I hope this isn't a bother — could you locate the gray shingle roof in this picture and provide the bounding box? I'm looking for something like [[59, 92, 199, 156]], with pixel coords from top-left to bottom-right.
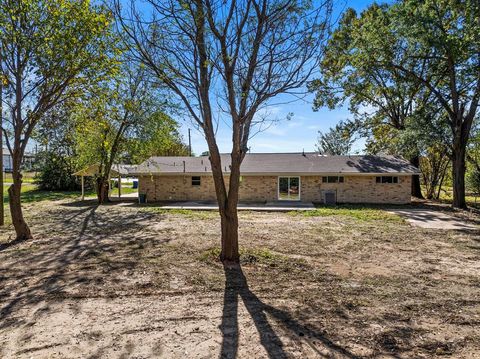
[[131, 153, 419, 175]]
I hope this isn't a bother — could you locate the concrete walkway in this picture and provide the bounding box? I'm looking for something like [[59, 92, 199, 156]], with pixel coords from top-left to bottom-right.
[[158, 201, 315, 212], [388, 208, 479, 230]]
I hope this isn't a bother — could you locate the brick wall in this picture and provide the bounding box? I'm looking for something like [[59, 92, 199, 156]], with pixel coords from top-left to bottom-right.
[[139, 174, 411, 204], [308, 175, 411, 204]]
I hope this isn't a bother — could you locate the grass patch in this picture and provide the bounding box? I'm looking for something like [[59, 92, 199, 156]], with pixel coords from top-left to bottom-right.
[[109, 187, 138, 196], [289, 204, 404, 223], [140, 207, 217, 219], [2, 184, 95, 204]]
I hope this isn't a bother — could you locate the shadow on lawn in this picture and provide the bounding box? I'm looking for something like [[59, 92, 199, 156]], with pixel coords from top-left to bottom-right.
[[0, 203, 167, 331], [220, 265, 358, 359]]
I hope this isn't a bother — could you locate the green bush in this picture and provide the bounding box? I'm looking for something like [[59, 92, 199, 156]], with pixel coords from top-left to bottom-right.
[[467, 167, 480, 195], [35, 152, 81, 191]]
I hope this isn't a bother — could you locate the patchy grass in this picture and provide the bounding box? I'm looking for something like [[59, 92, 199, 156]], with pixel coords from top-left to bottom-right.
[[109, 186, 138, 197], [289, 204, 404, 223], [199, 246, 307, 269], [0, 199, 478, 358], [138, 206, 217, 219], [437, 187, 480, 209], [2, 184, 95, 204]]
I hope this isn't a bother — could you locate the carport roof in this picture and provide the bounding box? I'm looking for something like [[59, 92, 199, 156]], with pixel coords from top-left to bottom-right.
[[73, 164, 137, 177], [131, 153, 419, 175]]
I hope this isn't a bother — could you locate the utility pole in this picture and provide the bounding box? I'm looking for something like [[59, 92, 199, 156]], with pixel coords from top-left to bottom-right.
[[188, 128, 192, 156], [0, 43, 4, 226]]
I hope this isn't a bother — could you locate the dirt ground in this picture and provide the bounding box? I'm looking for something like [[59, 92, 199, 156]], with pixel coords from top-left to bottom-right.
[[0, 200, 479, 358]]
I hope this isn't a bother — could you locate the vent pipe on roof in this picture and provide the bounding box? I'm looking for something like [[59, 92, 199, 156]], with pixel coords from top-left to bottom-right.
[[302, 149, 306, 157], [183, 161, 185, 173]]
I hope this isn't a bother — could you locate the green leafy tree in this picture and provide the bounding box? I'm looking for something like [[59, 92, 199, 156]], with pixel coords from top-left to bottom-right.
[[309, 4, 435, 198], [33, 99, 83, 190], [381, 0, 480, 208], [467, 167, 480, 197], [0, 0, 115, 240], [75, 65, 165, 203], [316, 121, 354, 155], [125, 112, 189, 163]]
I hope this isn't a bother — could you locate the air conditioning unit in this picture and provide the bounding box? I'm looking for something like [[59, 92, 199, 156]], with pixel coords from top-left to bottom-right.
[[322, 190, 336, 205]]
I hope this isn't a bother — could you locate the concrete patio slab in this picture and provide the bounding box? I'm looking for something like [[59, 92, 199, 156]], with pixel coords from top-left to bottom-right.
[[387, 208, 479, 230], [158, 201, 315, 212]]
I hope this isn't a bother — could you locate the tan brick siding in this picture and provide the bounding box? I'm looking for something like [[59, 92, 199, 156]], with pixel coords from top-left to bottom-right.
[[312, 175, 411, 204], [139, 174, 411, 204], [239, 176, 277, 202]]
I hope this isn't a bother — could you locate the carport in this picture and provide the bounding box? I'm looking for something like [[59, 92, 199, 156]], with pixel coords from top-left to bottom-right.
[[73, 164, 131, 200]]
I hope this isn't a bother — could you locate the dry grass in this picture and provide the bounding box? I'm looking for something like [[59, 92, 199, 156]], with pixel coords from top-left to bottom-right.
[[0, 199, 479, 358]]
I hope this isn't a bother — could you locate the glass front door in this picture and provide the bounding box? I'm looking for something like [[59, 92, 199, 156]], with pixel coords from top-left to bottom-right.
[[278, 177, 300, 201]]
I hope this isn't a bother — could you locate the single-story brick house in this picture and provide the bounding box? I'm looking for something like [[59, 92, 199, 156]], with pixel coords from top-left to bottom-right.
[[131, 153, 419, 204]]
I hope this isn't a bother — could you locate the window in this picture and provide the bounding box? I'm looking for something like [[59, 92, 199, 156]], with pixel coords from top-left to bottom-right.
[[322, 176, 344, 183], [192, 176, 201, 186], [376, 176, 399, 184]]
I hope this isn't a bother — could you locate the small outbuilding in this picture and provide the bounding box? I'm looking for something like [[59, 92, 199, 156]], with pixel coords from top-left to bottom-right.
[[130, 153, 419, 205], [73, 164, 135, 200]]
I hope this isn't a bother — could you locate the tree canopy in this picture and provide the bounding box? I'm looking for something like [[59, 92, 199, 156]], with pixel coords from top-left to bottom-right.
[[310, 0, 480, 207]]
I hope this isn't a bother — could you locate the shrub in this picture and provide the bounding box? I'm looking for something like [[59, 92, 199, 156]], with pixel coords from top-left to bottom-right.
[[467, 167, 480, 195], [35, 152, 81, 191]]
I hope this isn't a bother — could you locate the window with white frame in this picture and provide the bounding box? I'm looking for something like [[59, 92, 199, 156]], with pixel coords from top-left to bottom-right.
[[322, 176, 344, 183], [376, 176, 399, 184]]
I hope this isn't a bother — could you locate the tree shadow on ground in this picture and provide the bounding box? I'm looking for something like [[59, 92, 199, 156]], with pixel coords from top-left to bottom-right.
[[220, 264, 359, 359], [0, 203, 169, 331]]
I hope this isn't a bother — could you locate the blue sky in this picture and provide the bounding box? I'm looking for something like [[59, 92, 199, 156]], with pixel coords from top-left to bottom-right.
[[179, 0, 378, 155]]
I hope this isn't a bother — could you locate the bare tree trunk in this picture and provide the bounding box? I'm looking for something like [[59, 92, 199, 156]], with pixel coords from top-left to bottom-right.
[[220, 201, 240, 264], [8, 158, 32, 240], [410, 155, 424, 199], [96, 177, 110, 204], [452, 144, 467, 209]]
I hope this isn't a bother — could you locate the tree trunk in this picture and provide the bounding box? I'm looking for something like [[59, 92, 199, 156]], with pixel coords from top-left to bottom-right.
[[409, 155, 424, 199], [8, 167, 32, 241], [96, 177, 110, 204], [452, 145, 467, 209], [206, 145, 241, 264], [219, 202, 240, 264]]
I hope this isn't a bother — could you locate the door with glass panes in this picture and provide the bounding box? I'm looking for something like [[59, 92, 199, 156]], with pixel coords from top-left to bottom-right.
[[278, 177, 300, 200]]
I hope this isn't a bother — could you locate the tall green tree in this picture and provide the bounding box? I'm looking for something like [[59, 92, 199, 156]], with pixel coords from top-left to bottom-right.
[[33, 99, 82, 191], [0, 0, 115, 240], [75, 65, 168, 203], [309, 5, 432, 198], [316, 121, 354, 155], [125, 112, 189, 163], [382, 0, 480, 208]]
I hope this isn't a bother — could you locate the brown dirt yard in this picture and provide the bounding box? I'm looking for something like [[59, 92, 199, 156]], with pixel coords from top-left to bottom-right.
[[0, 199, 479, 358]]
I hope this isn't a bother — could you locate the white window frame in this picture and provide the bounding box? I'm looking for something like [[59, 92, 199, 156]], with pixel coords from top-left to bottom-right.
[[322, 176, 345, 183], [277, 176, 301, 201], [376, 176, 399, 184]]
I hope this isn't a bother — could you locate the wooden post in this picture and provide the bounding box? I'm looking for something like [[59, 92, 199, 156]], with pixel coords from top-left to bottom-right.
[[81, 175, 84, 201], [118, 173, 121, 198]]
